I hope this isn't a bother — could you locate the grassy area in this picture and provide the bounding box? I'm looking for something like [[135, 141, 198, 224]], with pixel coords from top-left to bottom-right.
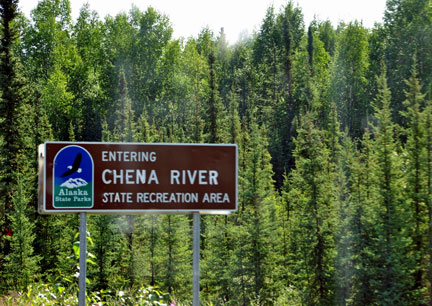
[[0, 284, 173, 306]]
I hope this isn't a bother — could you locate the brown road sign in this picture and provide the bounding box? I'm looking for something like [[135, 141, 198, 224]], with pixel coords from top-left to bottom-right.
[[39, 142, 238, 214]]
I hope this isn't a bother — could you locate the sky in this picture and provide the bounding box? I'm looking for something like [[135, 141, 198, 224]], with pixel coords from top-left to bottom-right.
[[18, 0, 387, 44]]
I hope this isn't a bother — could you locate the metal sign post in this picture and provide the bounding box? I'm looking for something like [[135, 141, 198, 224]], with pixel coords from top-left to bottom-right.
[[79, 212, 87, 306], [193, 213, 200, 306]]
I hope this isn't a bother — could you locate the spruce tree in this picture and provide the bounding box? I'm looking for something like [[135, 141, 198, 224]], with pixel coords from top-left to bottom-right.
[[202, 213, 236, 304], [205, 48, 224, 144], [268, 2, 305, 188], [146, 214, 191, 299], [0, 0, 38, 290], [288, 112, 336, 305], [4, 173, 40, 290], [423, 100, 432, 305], [200, 87, 241, 304], [233, 119, 279, 304], [227, 87, 242, 145], [348, 130, 377, 305], [369, 68, 413, 305], [133, 214, 162, 287], [401, 62, 427, 301], [135, 110, 156, 143], [334, 132, 353, 305], [307, 24, 314, 71], [87, 214, 121, 290], [279, 174, 296, 292], [384, 0, 432, 124], [32, 94, 53, 278], [112, 66, 136, 142]]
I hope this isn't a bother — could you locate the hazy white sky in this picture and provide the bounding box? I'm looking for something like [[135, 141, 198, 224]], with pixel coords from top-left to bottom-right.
[[18, 0, 387, 44]]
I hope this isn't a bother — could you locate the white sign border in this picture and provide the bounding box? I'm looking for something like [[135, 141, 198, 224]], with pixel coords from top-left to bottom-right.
[[39, 141, 238, 215]]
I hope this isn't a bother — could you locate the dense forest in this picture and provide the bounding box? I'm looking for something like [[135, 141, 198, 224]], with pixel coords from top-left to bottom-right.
[[1, 0, 432, 304]]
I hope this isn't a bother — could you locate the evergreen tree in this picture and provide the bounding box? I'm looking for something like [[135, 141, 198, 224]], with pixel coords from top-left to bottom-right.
[[307, 24, 314, 71], [159, 215, 191, 298], [112, 66, 136, 142], [214, 27, 232, 107], [369, 68, 413, 305], [252, 5, 282, 118], [279, 174, 295, 290], [135, 110, 156, 143], [366, 24, 386, 111], [202, 212, 237, 304], [288, 112, 336, 305], [384, 0, 432, 123], [270, 2, 305, 187], [334, 132, 353, 305], [235, 119, 279, 304], [4, 173, 39, 290], [201, 87, 241, 304], [141, 215, 162, 286], [0, 0, 36, 289], [423, 100, 432, 305], [88, 214, 121, 290], [401, 62, 427, 301], [347, 130, 377, 305], [227, 87, 242, 145], [204, 47, 224, 144], [229, 42, 258, 120], [316, 20, 336, 57]]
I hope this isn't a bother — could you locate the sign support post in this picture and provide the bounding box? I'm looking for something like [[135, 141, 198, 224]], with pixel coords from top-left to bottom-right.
[[193, 212, 200, 306], [79, 212, 87, 306]]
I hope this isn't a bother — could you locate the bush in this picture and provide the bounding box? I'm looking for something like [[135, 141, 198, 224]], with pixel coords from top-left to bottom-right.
[[0, 283, 171, 306]]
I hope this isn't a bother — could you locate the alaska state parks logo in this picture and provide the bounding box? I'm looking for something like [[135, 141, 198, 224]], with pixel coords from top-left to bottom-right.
[[53, 145, 94, 208]]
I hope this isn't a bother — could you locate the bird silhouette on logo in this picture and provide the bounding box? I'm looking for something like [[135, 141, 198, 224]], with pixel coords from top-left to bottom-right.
[[61, 153, 82, 177]]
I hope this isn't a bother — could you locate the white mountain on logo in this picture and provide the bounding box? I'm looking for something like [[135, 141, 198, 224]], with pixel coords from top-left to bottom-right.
[[60, 178, 88, 188]]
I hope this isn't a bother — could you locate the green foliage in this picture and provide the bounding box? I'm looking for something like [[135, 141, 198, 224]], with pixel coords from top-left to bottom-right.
[[342, 130, 377, 305], [423, 100, 432, 303], [330, 21, 369, 139], [0, 283, 170, 305], [1, 0, 432, 304], [88, 215, 122, 290], [401, 62, 428, 303], [41, 64, 76, 139], [159, 215, 192, 297], [287, 113, 336, 305], [3, 174, 40, 290], [384, 0, 432, 122], [204, 48, 225, 143], [0, 0, 37, 291], [369, 68, 414, 305]]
